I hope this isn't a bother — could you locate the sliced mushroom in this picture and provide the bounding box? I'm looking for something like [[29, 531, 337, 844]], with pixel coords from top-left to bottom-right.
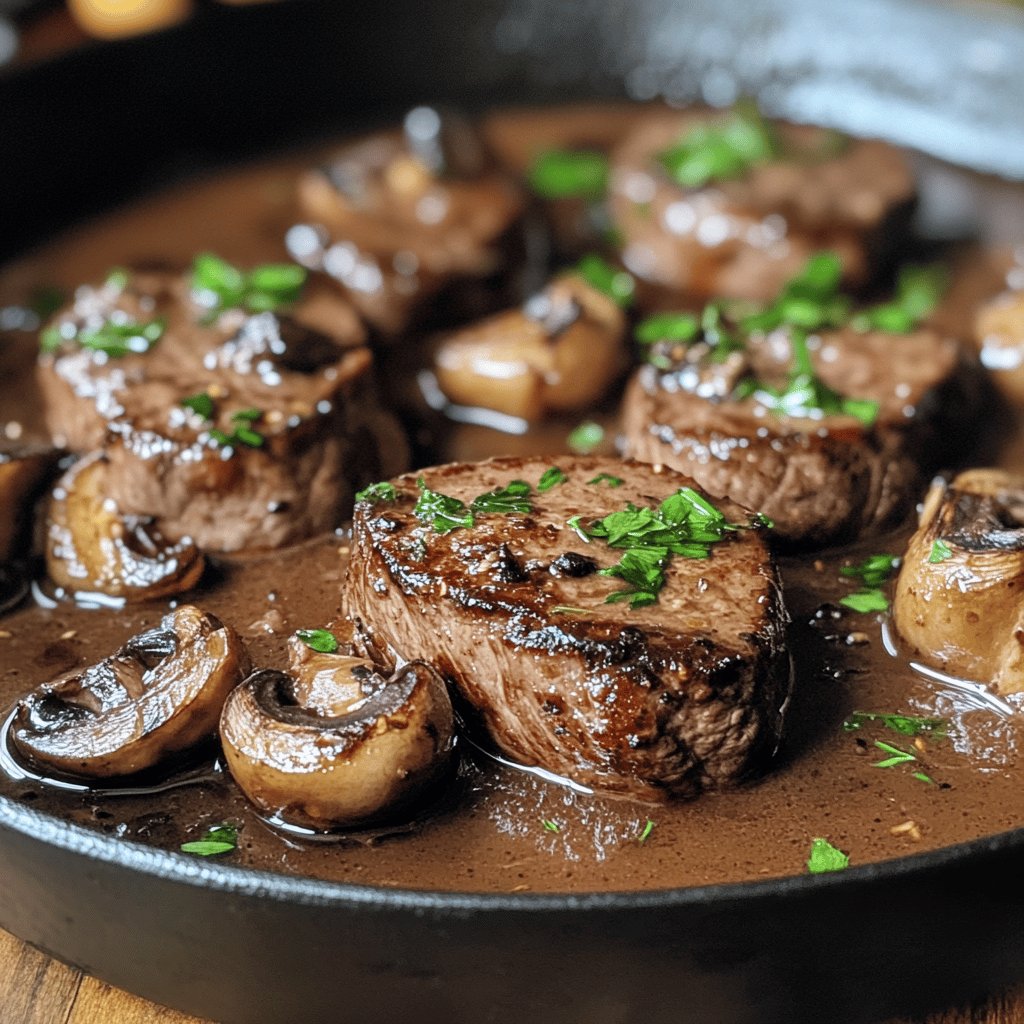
[[893, 469, 1024, 693], [431, 271, 628, 421], [47, 452, 204, 601], [220, 630, 455, 830], [12, 605, 250, 778]]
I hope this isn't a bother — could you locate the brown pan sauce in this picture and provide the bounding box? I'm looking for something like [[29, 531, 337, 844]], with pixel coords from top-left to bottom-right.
[[0, 105, 1023, 894]]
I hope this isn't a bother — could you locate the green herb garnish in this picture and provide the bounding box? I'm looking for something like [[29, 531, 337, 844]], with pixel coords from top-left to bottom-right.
[[414, 478, 475, 534], [844, 711, 947, 738], [839, 588, 889, 614], [527, 149, 609, 200], [576, 254, 635, 308], [180, 392, 215, 421], [355, 482, 397, 504], [637, 819, 655, 844], [750, 332, 879, 427], [588, 473, 623, 487], [657, 105, 779, 189], [181, 823, 239, 857], [852, 264, 947, 334], [567, 420, 604, 454], [840, 553, 899, 588], [806, 837, 849, 874], [537, 467, 568, 493], [541, 819, 561, 833], [635, 312, 700, 346], [191, 253, 307, 318], [43, 316, 166, 358], [929, 539, 953, 564], [296, 628, 339, 654], [470, 479, 533, 515], [740, 252, 849, 335], [209, 408, 266, 450], [571, 487, 765, 607], [872, 740, 918, 768]]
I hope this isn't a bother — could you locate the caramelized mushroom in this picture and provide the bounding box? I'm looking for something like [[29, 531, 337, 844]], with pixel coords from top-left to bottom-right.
[[975, 289, 1024, 404], [220, 631, 455, 829], [431, 271, 628, 421], [0, 445, 58, 563], [46, 453, 204, 601], [893, 469, 1024, 693], [12, 605, 250, 778]]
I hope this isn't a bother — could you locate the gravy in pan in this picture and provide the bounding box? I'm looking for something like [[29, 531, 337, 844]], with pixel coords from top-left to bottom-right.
[[1, 106, 1023, 894]]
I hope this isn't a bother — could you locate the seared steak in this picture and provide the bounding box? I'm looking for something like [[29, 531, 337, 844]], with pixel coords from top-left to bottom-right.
[[341, 455, 790, 801], [37, 267, 407, 552], [286, 109, 526, 338], [622, 324, 977, 546], [608, 109, 914, 301]]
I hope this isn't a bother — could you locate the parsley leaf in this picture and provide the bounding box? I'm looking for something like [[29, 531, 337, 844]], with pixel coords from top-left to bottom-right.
[[657, 105, 779, 188], [635, 312, 700, 346], [588, 473, 623, 488], [872, 740, 917, 768], [567, 420, 604, 454], [806, 837, 849, 874], [541, 819, 561, 833], [44, 316, 165, 358], [840, 553, 899, 588], [470, 479, 533, 515], [208, 408, 266, 450], [576, 254, 635, 308], [181, 823, 239, 857], [414, 478, 475, 534], [296, 628, 339, 654], [852, 264, 947, 334], [839, 589, 889, 614], [355, 482, 397, 503], [537, 467, 568, 493], [191, 253, 306, 317], [573, 487, 765, 607], [740, 252, 849, 335], [180, 392, 214, 421], [844, 711, 947, 738], [637, 819, 655, 843], [929, 539, 953, 563], [527, 149, 609, 200]]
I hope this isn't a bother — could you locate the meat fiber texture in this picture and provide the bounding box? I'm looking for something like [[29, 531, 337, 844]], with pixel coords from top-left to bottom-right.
[[622, 325, 979, 546], [37, 270, 407, 552], [342, 455, 791, 801]]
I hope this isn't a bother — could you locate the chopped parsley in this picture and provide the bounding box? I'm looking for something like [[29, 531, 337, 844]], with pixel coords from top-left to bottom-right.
[[840, 553, 899, 588], [355, 481, 397, 503], [541, 819, 561, 833], [181, 823, 238, 857], [750, 332, 879, 427], [576, 254, 635, 308], [209, 407, 265, 450], [180, 392, 215, 421], [637, 819, 655, 844], [657, 104, 779, 189], [537, 467, 568, 493], [191, 253, 307, 318], [567, 420, 604, 454], [852, 264, 947, 334], [872, 740, 917, 768], [740, 252, 849, 335], [844, 711, 947, 738], [588, 473, 623, 488], [296, 629, 339, 654], [929, 538, 953, 564], [838, 588, 889, 614], [527, 149, 609, 200], [42, 316, 165, 358], [414, 478, 475, 534], [569, 487, 767, 607], [470, 479, 533, 515], [635, 311, 700, 346], [806, 837, 849, 874]]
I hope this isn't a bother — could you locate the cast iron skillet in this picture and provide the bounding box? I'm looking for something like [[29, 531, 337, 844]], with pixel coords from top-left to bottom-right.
[[2, 2, 1024, 1021]]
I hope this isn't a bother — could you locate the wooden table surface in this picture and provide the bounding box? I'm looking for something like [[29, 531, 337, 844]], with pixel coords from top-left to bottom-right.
[[1, 925, 1022, 1024]]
